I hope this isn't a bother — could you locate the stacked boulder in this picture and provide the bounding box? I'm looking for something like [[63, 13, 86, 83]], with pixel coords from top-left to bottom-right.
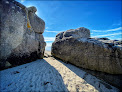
[[0, 0, 46, 69]]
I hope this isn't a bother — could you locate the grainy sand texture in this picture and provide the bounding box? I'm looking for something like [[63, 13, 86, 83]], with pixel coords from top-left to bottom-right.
[[0, 51, 119, 92]]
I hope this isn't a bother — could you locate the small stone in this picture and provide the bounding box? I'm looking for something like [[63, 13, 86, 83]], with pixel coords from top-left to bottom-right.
[[5, 61, 11, 68], [13, 71, 20, 74]]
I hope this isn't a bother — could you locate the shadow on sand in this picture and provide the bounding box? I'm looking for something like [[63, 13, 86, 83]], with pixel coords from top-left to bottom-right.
[[52, 57, 120, 91], [0, 59, 68, 92]]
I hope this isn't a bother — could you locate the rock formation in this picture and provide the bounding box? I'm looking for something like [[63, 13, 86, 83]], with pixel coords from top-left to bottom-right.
[[0, 0, 46, 69], [51, 27, 122, 74], [51, 27, 122, 88]]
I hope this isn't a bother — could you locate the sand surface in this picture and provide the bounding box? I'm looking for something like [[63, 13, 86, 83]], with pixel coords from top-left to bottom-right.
[[0, 51, 119, 92]]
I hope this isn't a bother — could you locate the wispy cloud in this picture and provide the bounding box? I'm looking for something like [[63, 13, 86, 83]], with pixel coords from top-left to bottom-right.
[[21, 0, 25, 3], [93, 32, 121, 38], [45, 27, 49, 30], [45, 30, 63, 33], [45, 37, 55, 42], [112, 22, 121, 26], [92, 27, 122, 32]]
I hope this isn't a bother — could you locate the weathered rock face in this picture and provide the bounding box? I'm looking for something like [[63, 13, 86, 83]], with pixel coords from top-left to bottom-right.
[[56, 27, 90, 41], [0, 0, 46, 69], [51, 27, 122, 74], [28, 7, 45, 34]]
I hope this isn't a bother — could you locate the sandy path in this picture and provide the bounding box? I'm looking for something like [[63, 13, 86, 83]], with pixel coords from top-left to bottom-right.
[[0, 56, 119, 92], [44, 57, 118, 92]]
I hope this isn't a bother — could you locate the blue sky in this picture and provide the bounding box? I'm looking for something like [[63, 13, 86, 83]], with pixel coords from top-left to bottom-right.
[[17, 0, 122, 50]]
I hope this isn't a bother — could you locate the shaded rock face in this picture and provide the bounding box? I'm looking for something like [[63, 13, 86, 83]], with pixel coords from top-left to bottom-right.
[[51, 27, 122, 74], [0, 0, 46, 69]]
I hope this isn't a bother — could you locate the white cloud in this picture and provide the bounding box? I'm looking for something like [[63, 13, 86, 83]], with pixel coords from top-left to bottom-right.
[[45, 30, 63, 33], [105, 27, 122, 32], [93, 32, 121, 38], [112, 22, 121, 26], [21, 0, 25, 3], [46, 43, 52, 47], [45, 37, 55, 42], [45, 43, 52, 51], [45, 27, 49, 30], [35, 11, 38, 16], [92, 27, 122, 32]]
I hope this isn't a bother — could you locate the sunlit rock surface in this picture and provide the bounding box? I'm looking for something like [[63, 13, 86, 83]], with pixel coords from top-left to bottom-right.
[[52, 27, 122, 74], [51, 27, 122, 88], [0, 0, 46, 69]]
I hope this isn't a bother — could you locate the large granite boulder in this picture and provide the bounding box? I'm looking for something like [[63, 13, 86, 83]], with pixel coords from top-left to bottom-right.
[[51, 27, 122, 88], [0, 0, 46, 69], [56, 27, 90, 41], [51, 27, 122, 74]]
